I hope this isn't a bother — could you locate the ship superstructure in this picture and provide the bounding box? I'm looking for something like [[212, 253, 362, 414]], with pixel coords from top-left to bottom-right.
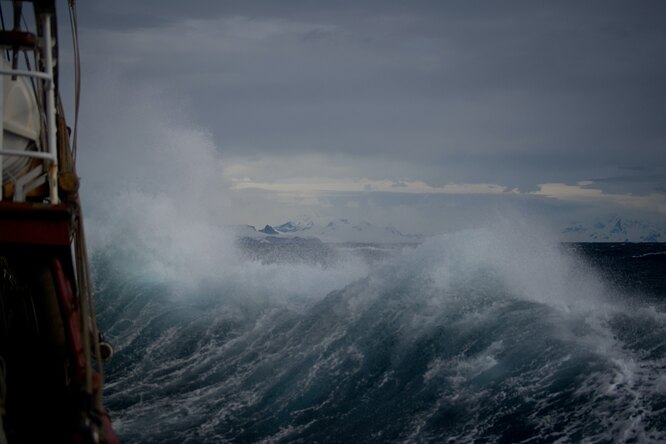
[[0, 1, 117, 442]]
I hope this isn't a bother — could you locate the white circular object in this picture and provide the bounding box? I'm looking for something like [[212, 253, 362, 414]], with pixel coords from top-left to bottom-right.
[[2, 59, 42, 183]]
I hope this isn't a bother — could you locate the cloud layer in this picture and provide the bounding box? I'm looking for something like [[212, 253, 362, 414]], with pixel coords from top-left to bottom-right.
[[68, 1, 666, 232]]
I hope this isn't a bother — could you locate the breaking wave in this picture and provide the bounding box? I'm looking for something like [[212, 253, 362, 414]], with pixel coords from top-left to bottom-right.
[[79, 77, 665, 443], [92, 224, 666, 443]]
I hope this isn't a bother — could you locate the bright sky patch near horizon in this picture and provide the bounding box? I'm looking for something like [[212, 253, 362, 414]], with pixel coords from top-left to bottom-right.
[[65, 1, 666, 235]]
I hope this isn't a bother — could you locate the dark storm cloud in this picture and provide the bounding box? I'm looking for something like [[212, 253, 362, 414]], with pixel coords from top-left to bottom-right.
[[75, 1, 666, 196], [590, 169, 666, 194]]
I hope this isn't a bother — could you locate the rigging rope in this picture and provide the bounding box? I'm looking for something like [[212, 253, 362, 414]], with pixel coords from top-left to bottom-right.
[[68, 0, 81, 161], [66, 0, 107, 423], [76, 211, 106, 414]]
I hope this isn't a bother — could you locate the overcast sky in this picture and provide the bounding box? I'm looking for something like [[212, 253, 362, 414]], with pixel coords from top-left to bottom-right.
[[68, 1, 666, 234]]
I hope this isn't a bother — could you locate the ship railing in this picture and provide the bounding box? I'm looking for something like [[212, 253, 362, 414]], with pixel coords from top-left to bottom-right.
[[0, 13, 58, 204]]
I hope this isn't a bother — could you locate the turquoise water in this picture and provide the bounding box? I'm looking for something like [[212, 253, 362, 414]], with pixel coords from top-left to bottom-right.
[[94, 233, 666, 443]]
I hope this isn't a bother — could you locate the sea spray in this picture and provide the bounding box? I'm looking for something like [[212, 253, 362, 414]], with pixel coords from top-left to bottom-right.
[[91, 222, 666, 442], [76, 76, 664, 443]]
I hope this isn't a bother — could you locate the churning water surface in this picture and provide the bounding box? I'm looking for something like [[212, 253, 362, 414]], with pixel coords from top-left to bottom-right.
[[91, 223, 666, 443]]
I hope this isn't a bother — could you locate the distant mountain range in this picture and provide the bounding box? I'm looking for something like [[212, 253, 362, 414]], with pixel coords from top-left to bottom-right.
[[232, 216, 665, 244], [238, 218, 424, 244], [561, 217, 664, 242]]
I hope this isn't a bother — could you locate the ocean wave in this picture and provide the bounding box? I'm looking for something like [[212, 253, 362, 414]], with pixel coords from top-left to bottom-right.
[[92, 226, 666, 442]]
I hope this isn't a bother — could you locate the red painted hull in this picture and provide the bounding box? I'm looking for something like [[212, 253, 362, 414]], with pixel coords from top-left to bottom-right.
[[0, 202, 119, 443]]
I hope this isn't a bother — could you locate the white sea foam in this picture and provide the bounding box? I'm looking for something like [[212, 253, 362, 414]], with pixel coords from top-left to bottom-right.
[[80, 77, 369, 304], [78, 73, 665, 444]]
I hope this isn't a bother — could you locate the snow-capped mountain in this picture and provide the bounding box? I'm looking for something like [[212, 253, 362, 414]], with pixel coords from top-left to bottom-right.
[[561, 217, 665, 242], [306, 219, 423, 243], [259, 225, 279, 235], [274, 220, 314, 233], [243, 218, 423, 244]]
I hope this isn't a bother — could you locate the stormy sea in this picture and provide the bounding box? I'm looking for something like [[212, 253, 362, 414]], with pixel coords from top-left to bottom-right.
[[90, 223, 666, 443]]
